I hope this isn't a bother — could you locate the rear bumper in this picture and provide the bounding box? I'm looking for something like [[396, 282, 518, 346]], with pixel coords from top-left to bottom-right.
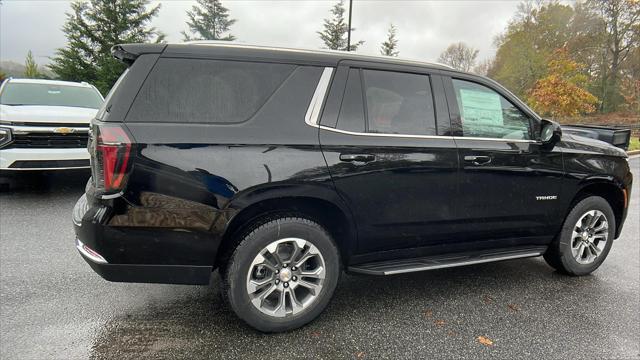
[[76, 241, 212, 285], [0, 147, 89, 170], [72, 193, 217, 285]]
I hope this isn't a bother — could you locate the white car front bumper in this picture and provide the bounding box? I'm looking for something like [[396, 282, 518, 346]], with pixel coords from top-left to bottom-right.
[[0, 147, 90, 170]]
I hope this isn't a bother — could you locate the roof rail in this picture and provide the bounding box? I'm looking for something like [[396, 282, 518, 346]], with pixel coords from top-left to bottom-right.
[[433, 62, 455, 70], [180, 41, 455, 71]]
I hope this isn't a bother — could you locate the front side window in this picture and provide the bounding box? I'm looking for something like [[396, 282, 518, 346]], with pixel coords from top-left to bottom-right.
[[362, 70, 436, 135], [452, 79, 531, 140], [0, 82, 103, 109]]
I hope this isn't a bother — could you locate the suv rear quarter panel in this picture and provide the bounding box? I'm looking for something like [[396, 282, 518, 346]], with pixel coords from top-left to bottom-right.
[[101, 63, 348, 267]]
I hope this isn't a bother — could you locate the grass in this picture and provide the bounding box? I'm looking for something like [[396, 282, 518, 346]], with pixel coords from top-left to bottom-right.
[[629, 137, 640, 152]]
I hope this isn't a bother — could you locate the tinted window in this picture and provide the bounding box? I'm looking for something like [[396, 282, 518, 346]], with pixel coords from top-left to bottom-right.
[[452, 79, 531, 140], [336, 69, 365, 132], [127, 58, 295, 123], [0, 82, 103, 109], [96, 69, 129, 120], [363, 70, 436, 135]]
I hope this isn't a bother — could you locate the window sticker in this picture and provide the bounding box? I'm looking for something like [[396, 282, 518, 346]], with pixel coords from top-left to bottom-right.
[[459, 89, 503, 126]]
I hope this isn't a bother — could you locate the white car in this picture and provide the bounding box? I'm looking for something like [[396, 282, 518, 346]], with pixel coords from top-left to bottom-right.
[[0, 78, 103, 171]]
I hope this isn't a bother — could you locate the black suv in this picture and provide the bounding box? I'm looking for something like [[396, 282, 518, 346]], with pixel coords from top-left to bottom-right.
[[73, 42, 632, 332]]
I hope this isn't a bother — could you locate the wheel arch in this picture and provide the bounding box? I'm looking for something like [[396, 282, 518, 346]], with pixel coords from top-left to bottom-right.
[[215, 184, 357, 270], [567, 179, 627, 239]]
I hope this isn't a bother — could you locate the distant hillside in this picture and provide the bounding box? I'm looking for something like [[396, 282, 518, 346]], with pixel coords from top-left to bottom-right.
[[0, 60, 56, 78]]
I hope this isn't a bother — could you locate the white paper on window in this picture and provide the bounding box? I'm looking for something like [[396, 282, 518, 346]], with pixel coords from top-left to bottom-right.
[[459, 89, 503, 126]]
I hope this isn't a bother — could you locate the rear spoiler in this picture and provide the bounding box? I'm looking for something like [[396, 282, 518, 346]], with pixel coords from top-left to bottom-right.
[[111, 43, 167, 66]]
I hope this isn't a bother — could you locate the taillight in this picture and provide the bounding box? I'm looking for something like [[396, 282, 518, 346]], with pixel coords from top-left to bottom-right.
[[92, 123, 133, 194]]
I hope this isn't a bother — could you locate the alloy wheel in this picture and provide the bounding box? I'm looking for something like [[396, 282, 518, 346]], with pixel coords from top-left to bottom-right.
[[570, 210, 609, 265], [246, 238, 326, 317]]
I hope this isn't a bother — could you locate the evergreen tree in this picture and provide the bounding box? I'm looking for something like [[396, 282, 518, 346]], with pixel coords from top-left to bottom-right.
[[182, 0, 236, 41], [380, 23, 399, 56], [24, 50, 41, 78], [49, 0, 163, 94], [317, 0, 364, 51]]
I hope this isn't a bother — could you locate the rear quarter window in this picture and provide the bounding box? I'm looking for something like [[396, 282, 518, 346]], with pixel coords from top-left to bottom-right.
[[126, 58, 295, 124]]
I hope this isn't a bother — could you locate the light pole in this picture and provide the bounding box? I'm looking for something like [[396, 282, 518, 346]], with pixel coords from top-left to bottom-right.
[[347, 0, 353, 51]]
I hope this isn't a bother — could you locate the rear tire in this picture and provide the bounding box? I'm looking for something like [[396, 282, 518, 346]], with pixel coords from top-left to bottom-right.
[[222, 216, 340, 332], [544, 196, 615, 276]]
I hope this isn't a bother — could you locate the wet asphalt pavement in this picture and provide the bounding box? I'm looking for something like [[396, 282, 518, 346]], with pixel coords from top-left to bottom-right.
[[1, 158, 639, 360]]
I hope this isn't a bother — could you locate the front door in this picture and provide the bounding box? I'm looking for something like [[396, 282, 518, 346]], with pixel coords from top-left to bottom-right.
[[443, 76, 564, 246], [319, 66, 459, 254]]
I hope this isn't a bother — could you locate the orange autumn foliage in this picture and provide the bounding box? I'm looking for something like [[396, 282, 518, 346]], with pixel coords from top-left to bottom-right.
[[528, 48, 598, 118]]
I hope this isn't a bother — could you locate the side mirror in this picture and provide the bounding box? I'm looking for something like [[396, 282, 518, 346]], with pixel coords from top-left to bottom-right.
[[540, 119, 562, 147]]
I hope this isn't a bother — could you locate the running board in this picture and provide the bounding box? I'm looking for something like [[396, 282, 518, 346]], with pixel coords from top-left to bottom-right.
[[348, 247, 547, 275]]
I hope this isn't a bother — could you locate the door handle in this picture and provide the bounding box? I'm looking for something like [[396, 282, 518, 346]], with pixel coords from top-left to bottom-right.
[[339, 153, 375, 163], [464, 155, 492, 165]]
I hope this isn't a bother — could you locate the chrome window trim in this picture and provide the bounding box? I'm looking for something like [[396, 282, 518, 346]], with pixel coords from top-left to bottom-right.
[[318, 125, 453, 140], [453, 136, 537, 143], [305, 67, 334, 127], [315, 124, 536, 143]]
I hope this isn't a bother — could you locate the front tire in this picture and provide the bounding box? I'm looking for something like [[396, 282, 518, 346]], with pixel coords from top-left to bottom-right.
[[544, 196, 615, 276], [223, 216, 340, 332]]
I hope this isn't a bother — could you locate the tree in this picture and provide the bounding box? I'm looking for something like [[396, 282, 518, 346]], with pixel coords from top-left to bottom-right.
[[380, 23, 399, 56], [0, 71, 7, 83], [488, 0, 640, 113], [619, 45, 640, 113], [49, 0, 163, 94], [182, 0, 236, 41], [437, 42, 478, 72], [317, 0, 364, 51], [488, 2, 574, 98], [586, 0, 640, 112], [24, 50, 41, 78], [473, 58, 494, 76], [528, 48, 599, 118]]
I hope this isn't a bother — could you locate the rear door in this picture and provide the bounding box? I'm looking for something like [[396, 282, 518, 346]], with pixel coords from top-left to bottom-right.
[[318, 63, 459, 254], [443, 75, 564, 246]]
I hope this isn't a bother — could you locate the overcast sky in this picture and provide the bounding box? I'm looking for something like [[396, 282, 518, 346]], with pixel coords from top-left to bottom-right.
[[0, 0, 523, 66]]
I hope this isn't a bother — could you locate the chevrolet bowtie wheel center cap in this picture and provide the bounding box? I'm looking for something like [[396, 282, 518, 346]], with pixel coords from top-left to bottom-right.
[[279, 268, 292, 282]]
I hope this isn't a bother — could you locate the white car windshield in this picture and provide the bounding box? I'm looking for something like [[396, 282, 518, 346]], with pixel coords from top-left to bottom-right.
[[0, 82, 103, 109]]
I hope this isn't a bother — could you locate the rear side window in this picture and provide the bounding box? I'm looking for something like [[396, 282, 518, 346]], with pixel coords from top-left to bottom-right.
[[336, 69, 365, 132], [127, 58, 295, 123], [96, 69, 129, 120], [363, 70, 436, 135]]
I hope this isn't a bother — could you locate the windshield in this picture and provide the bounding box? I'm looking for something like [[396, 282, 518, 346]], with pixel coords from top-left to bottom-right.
[[0, 82, 104, 109]]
